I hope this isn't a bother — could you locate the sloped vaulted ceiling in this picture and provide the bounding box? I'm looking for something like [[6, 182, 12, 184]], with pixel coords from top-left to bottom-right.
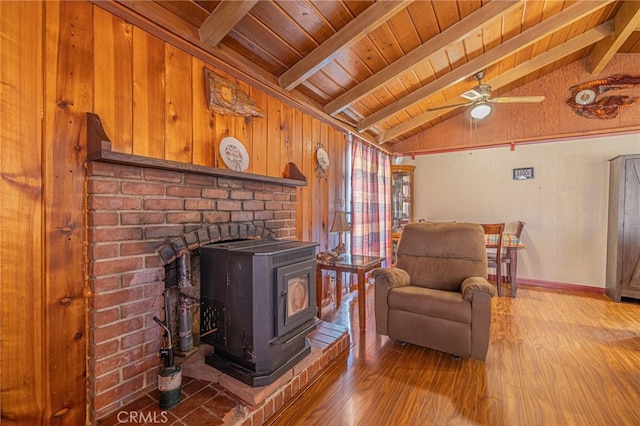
[[92, 0, 640, 151]]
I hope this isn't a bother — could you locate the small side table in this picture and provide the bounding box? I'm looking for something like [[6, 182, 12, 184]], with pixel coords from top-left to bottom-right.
[[316, 253, 383, 332]]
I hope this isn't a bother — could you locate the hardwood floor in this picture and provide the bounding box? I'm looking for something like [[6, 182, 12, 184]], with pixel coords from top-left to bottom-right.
[[267, 284, 640, 425]]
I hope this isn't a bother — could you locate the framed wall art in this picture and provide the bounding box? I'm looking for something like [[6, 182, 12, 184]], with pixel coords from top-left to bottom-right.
[[513, 167, 534, 180]]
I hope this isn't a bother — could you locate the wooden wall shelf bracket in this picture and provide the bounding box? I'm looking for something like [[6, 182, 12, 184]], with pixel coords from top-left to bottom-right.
[[85, 113, 307, 187]]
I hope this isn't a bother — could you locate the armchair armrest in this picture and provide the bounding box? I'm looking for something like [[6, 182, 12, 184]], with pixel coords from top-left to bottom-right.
[[461, 277, 496, 302], [373, 267, 410, 336], [372, 267, 410, 290], [462, 276, 495, 360]]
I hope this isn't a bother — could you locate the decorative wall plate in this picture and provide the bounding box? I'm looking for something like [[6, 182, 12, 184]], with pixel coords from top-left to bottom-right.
[[316, 148, 330, 170], [220, 137, 249, 171]]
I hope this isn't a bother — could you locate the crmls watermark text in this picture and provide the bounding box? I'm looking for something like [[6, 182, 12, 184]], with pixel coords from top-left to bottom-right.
[[116, 411, 169, 424]]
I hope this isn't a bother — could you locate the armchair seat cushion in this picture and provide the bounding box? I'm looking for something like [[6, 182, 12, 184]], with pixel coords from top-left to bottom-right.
[[388, 286, 471, 324]]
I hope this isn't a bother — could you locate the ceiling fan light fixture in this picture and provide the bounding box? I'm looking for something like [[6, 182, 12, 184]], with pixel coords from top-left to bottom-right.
[[470, 103, 492, 120]]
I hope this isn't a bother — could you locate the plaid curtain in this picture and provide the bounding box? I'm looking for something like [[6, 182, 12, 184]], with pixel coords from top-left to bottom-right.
[[350, 137, 391, 263]]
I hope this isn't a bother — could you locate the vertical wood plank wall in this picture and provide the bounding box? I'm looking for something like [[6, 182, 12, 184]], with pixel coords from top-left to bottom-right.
[[0, 1, 347, 423], [1, 2, 47, 424], [44, 3, 93, 425]]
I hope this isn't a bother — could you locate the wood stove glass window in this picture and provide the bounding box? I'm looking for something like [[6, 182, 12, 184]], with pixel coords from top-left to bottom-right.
[[276, 259, 317, 336], [287, 276, 309, 317]]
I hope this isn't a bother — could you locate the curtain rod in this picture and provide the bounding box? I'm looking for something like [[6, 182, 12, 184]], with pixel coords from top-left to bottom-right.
[[347, 132, 392, 156]]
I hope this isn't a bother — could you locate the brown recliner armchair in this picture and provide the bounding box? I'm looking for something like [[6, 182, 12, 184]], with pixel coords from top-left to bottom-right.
[[373, 222, 496, 361]]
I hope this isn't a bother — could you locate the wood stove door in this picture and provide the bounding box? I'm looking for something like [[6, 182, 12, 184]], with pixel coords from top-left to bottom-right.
[[275, 258, 317, 337]]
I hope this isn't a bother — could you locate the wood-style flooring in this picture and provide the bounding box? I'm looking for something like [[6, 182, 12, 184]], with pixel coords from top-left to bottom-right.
[[267, 284, 640, 425]]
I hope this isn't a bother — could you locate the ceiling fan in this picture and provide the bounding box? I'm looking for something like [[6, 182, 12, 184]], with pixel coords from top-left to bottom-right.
[[428, 71, 545, 120]]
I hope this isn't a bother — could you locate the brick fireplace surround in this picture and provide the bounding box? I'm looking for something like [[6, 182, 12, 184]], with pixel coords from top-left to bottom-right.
[[87, 160, 348, 423]]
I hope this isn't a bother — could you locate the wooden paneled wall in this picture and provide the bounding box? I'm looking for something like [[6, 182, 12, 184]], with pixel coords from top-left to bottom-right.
[[1, 2, 49, 424], [0, 1, 347, 423]]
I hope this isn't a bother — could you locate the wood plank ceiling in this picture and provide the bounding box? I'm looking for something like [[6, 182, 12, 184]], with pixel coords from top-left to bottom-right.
[[93, 0, 640, 151]]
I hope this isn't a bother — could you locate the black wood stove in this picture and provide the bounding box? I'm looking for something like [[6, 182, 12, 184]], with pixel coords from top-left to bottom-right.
[[199, 239, 319, 386]]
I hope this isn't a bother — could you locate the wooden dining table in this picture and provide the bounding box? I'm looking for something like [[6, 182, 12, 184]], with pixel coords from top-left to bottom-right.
[[484, 233, 525, 297]]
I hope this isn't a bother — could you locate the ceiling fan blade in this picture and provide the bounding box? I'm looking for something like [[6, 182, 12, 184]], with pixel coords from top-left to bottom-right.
[[489, 96, 545, 104], [427, 101, 473, 112]]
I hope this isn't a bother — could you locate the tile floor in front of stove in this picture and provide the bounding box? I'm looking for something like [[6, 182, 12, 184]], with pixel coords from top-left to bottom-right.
[[98, 376, 243, 425]]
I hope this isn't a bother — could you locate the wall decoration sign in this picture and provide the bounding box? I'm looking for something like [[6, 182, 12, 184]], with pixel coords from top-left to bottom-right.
[[204, 68, 265, 118], [566, 74, 640, 119], [513, 167, 534, 180]]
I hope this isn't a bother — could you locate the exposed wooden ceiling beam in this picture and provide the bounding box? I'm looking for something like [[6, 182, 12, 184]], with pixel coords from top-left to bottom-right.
[[590, 0, 640, 74], [199, 0, 259, 47], [357, 0, 615, 133], [324, 0, 523, 116], [376, 21, 616, 145], [277, 0, 413, 91]]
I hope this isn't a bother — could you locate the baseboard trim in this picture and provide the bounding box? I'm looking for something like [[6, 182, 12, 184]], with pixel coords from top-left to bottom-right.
[[487, 275, 605, 294]]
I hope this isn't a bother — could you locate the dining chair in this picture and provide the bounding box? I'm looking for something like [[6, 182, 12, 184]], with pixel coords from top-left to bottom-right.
[[501, 221, 525, 296], [481, 223, 505, 296]]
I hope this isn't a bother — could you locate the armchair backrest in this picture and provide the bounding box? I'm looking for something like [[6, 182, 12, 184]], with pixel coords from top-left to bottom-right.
[[395, 222, 488, 291]]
